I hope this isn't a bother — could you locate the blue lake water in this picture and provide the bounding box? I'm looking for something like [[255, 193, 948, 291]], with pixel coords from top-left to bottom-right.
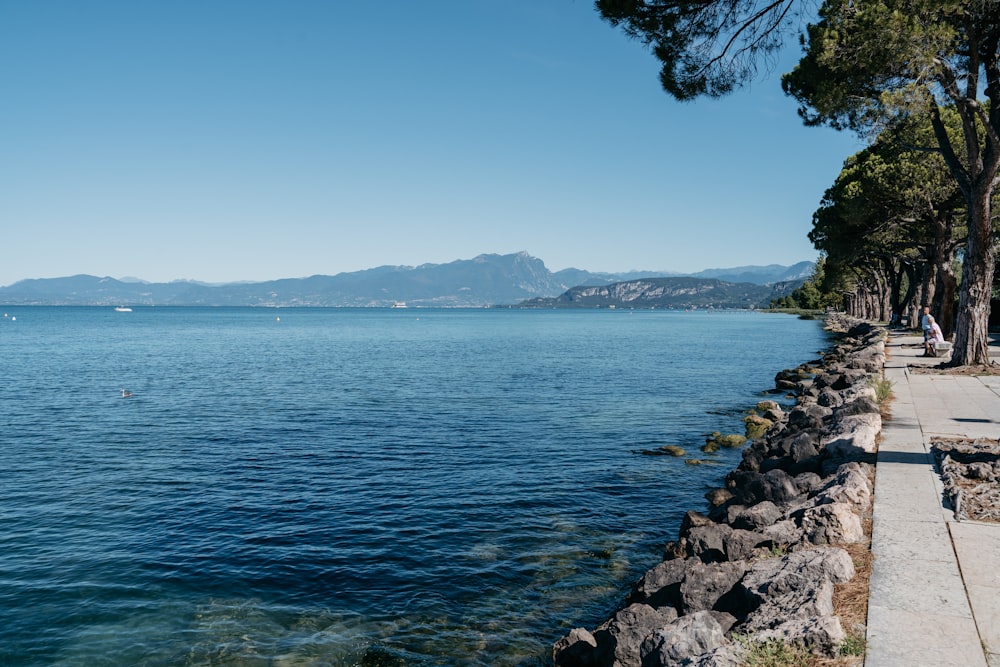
[[0, 307, 827, 666]]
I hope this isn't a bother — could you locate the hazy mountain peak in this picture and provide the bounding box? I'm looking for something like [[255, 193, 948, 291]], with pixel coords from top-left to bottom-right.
[[0, 253, 812, 307]]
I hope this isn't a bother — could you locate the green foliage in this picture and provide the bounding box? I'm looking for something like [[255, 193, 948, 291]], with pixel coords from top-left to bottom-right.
[[784, 0, 1000, 365], [840, 632, 867, 657], [871, 375, 894, 405], [767, 543, 789, 558], [596, 0, 803, 99], [782, 0, 966, 134], [734, 635, 810, 666], [769, 255, 843, 310], [803, 110, 966, 320]]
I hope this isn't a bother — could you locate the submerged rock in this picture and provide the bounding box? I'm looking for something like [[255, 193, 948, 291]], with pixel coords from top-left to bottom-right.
[[638, 444, 686, 457]]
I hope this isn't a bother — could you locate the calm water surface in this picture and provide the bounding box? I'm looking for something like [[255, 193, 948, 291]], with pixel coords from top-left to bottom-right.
[[0, 307, 827, 666]]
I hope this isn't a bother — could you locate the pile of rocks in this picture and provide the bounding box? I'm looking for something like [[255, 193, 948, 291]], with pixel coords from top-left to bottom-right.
[[553, 317, 884, 667], [933, 437, 1000, 523]]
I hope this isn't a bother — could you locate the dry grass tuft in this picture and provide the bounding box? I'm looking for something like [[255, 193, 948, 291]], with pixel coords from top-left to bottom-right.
[[832, 538, 873, 628], [809, 516, 873, 667]]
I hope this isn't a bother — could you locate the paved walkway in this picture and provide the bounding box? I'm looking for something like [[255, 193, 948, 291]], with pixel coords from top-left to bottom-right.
[[866, 332, 1000, 667]]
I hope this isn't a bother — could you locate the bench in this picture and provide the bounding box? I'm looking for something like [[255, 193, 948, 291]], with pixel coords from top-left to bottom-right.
[[932, 341, 953, 357]]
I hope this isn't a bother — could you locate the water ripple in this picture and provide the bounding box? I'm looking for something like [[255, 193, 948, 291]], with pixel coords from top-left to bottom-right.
[[0, 308, 827, 666]]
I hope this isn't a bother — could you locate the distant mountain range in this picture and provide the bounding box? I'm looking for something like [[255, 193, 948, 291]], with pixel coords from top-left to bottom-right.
[[0, 252, 813, 308], [519, 277, 803, 310]]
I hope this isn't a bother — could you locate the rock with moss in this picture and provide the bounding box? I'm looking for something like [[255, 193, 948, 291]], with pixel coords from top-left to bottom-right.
[[756, 399, 782, 414], [743, 414, 774, 440], [686, 458, 722, 466], [716, 434, 747, 448], [703, 432, 747, 451]]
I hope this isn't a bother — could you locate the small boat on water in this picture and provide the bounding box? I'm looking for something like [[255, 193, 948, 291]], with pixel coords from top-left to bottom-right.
[[391, 302, 407, 309], [114, 306, 133, 312]]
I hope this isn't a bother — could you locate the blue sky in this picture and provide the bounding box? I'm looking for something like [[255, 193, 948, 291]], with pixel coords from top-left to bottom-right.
[[0, 1, 863, 286]]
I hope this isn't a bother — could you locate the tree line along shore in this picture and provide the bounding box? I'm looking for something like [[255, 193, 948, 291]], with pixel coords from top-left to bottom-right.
[[596, 1, 999, 368]]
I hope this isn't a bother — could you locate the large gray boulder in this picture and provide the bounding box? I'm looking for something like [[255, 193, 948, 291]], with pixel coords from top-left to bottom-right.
[[727, 469, 801, 505], [786, 404, 833, 431], [793, 471, 824, 495], [740, 547, 855, 604], [834, 395, 880, 418], [831, 369, 869, 390], [739, 579, 836, 633], [630, 557, 698, 608], [678, 510, 715, 537], [814, 462, 873, 512], [685, 524, 733, 563], [817, 386, 848, 408], [844, 346, 884, 372], [681, 644, 745, 667], [736, 580, 848, 656], [679, 560, 747, 614], [553, 627, 601, 667], [801, 502, 865, 544], [639, 611, 726, 667], [750, 615, 847, 657], [723, 528, 770, 562], [760, 519, 806, 548], [822, 413, 880, 457], [594, 603, 679, 667], [767, 430, 819, 460]]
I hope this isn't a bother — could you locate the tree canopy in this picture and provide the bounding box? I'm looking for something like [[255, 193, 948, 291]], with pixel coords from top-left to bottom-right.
[[783, 0, 1000, 365], [595, 0, 804, 99], [806, 113, 965, 328], [597, 0, 999, 365]]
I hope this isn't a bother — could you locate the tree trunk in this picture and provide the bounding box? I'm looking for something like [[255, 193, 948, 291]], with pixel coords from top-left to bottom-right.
[[880, 275, 892, 322], [935, 261, 958, 339], [919, 256, 937, 330], [886, 258, 902, 321], [929, 212, 958, 339], [900, 262, 918, 326], [948, 189, 995, 366]]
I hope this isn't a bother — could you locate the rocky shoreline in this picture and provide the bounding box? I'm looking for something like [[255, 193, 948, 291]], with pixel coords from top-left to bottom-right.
[[553, 314, 884, 667]]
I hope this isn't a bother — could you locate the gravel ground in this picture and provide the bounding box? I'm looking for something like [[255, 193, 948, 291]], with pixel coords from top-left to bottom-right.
[[933, 438, 1000, 522]]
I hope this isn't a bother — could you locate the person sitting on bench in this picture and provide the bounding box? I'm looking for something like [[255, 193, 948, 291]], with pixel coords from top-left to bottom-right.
[[924, 316, 945, 356]]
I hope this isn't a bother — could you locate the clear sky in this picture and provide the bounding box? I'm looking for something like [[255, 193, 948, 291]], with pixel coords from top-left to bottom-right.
[[0, 1, 864, 287]]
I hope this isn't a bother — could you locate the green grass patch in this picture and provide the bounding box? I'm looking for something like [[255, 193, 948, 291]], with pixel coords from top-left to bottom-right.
[[871, 375, 894, 405], [839, 632, 866, 657], [734, 636, 811, 666]]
